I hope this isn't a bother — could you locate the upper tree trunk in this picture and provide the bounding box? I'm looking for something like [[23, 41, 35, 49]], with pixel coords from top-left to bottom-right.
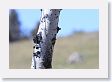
[[31, 9, 61, 69]]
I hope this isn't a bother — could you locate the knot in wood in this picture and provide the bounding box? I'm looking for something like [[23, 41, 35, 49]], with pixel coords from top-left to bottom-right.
[[33, 32, 42, 44], [57, 27, 61, 33]]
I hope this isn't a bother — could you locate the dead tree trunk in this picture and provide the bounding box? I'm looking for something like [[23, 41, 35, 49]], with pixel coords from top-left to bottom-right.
[[31, 9, 61, 69]]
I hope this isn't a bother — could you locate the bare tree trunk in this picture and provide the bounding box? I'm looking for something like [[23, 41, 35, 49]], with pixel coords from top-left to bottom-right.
[[31, 9, 61, 69]]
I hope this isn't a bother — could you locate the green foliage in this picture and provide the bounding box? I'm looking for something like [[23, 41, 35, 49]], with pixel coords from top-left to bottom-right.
[[9, 9, 21, 42], [31, 22, 40, 37]]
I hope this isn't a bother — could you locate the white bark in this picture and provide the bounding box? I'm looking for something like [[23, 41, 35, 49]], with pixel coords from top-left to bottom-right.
[[31, 9, 61, 69]]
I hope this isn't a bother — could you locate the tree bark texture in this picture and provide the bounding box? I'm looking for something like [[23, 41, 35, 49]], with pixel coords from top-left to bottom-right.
[[31, 9, 61, 69]]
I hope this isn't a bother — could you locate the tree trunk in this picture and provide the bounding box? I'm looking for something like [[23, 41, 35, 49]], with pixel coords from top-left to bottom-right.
[[31, 9, 61, 69]]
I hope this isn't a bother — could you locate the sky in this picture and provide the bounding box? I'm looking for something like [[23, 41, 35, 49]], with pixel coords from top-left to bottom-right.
[[16, 9, 99, 37]]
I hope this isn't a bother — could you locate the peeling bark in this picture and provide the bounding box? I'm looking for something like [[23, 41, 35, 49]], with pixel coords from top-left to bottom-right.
[[31, 9, 61, 69]]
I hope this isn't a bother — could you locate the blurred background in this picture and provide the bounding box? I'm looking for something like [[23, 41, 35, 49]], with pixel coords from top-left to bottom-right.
[[9, 9, 99, 69]]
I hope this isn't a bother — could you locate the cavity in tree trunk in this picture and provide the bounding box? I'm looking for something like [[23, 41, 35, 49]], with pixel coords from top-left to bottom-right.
[[31, 9, 61, 69]]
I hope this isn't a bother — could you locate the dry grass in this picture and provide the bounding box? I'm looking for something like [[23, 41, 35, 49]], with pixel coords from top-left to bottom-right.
[[9, 32, 99, 69]]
